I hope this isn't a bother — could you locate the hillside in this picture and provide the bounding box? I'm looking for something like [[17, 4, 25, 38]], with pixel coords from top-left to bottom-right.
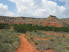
[[61, 18, 69, 25], [0, 15, 69, 27], [0, 17, 69, 52], [24, 31, 69, 52], [42, 15, 64, 27]]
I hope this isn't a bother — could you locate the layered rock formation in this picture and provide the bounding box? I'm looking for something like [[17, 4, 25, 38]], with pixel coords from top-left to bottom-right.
[[42, 15, 64, 27], [0, 15, 69, 27]]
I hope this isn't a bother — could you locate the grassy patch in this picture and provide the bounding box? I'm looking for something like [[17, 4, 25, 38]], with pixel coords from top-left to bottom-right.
[[0, 30, 20, 52]]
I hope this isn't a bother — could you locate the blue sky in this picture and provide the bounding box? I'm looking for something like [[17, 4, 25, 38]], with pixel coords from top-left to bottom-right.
[[0, 0, 16, 13], [0, 0, 69, 18], [49, 0, 65, 6]]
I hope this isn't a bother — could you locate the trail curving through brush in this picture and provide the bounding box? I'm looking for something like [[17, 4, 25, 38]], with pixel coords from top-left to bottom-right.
[[16, 34, 39, 52], [16, 34, 54, 52]]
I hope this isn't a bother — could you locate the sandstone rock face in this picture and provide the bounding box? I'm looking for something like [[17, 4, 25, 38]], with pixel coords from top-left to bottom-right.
[[42, 15, 63, 27], [0, 15, 68, 27], [61, 18, 69, 25]]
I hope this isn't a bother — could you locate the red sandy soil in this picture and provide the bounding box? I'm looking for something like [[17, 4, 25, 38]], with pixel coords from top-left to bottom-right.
[[16, 34, 54, 52], [10, 26, 14, 30], [43, 31, 62, 36], [36, 38, 51, 40]]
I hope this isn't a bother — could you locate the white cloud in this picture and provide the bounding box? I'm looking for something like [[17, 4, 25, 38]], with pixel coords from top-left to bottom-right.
[[57, 0, 69, 18], [0, 3, 15, 16], [10, 0, 66, 18]]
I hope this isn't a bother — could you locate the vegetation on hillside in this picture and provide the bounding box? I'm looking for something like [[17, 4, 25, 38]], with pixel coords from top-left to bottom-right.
[[26, 31, 69, 52], [35, 37, 69, 52], [0, 24, 69, 33], [0, 24, 69, 52], [0, 30, 20, 52], [13, 24, 69, 33], [0, 24, 10, 29]]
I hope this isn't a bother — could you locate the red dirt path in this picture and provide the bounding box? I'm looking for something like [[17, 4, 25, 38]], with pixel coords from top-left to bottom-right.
[[16, 34, 39, 52], [36, 37, 55, 40], [16, 34, 54, 52]]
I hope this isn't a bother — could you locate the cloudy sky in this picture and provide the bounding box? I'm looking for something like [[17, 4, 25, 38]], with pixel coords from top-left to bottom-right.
[[0, 0, 69, 18]]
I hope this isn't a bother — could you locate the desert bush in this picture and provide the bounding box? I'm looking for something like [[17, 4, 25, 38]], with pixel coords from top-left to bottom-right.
[[34, 40, 40, 45], [33, 36, 69, 52], [0, 30, 20, 52], [0, 24, 10, 29], [14, 24, 33, 33], [13, 24, 69, 33], [30, 31, 56, 38]]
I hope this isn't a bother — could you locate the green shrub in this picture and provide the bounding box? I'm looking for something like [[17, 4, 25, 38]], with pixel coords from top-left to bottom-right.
[[0, 24, 10, 29], [14, 24, 33, 33], [13, 24, 69, 33], [34, 40, 39, 45], [31, 35, 69, 52], [0, 30, 20, 52]]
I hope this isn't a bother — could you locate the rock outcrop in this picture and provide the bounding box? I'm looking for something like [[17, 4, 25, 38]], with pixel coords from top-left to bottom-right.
[[0, 15, 69, 27], [42, 15, 64, 27]]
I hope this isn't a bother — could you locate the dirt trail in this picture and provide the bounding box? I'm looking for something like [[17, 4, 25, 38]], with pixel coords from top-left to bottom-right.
[[16, 34, 54, 52], [16, 34, 39, 52]]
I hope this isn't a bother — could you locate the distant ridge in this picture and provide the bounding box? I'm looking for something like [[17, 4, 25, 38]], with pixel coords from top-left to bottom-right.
[[0, 15, 69, 27]]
